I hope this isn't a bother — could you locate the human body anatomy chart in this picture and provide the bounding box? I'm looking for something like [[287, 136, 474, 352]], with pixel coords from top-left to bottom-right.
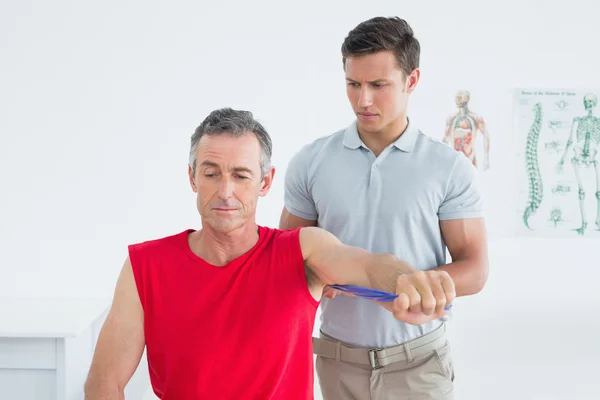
[[515, 88, 600, 237], [443, 90, 491, 171]]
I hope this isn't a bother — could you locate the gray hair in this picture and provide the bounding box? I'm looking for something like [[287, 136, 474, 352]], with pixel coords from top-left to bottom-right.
[[189, 107, 273, 179]]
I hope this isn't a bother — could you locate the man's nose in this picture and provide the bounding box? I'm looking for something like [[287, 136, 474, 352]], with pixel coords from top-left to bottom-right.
[[218, 178, 234, 199], [358, 88, 373, 108]]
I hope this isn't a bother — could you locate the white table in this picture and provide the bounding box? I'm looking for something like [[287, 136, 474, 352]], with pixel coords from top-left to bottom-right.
[[0, 297, 110, 400]]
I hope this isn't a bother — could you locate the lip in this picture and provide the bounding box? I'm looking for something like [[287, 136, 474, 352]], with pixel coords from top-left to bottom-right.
[[358, 112, 378, 118], [213, 208, 237, 212]]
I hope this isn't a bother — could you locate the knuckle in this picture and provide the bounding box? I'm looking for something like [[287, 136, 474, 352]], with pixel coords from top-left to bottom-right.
[[422, 300, 435, 310], [440, 270, 451, 280], [416, 271, 427, 279]]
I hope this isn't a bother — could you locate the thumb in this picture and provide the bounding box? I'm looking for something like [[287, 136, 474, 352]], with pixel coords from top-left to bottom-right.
[[392, 293, 410, 320]]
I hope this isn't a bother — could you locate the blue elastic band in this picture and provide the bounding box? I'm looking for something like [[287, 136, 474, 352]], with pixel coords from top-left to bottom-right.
[[328, 284, 453, 311]]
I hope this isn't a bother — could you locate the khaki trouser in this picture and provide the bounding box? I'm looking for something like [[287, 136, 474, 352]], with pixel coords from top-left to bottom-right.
[[313, 323, 454, 399]]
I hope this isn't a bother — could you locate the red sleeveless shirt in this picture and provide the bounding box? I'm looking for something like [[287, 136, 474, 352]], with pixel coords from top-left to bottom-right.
[[128, 226, 319, 399]]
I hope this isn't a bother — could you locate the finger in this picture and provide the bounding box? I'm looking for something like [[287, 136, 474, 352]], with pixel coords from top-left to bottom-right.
[[440, 272, 456, 308], [392, 293, 410, 320], [322, 287, 337, 299], [412, 272, 435, 315], [373, 300, 393, 313], [417, 278, 437, 316], [404, 284, 422, 314], [430, 277, 447, 316]]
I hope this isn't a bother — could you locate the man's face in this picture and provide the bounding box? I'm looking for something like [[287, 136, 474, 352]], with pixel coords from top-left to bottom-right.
[[344, 51, 418, 135], [188, 133, 274, 233]]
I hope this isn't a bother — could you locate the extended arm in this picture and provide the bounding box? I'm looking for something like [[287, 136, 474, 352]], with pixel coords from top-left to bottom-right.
[[436, 218, 489, 297], [84, 257, 145, 400], [300, 227, 455, 324]]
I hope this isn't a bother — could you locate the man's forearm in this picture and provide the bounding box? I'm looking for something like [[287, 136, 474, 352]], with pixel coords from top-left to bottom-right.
[[435, 258, 487, 297], [364, 253, 416, 294]]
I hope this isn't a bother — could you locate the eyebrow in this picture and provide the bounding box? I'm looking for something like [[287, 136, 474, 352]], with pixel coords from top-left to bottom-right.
[[345, 77, 390, 84], [199, 161, 254, 175]]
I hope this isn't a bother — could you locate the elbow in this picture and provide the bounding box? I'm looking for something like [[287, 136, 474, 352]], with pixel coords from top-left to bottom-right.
[[471, 259, 489, 295], [84, 375, 124, 400]]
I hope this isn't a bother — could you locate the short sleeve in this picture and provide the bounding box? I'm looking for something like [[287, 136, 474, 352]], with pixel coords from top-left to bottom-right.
[[283, 147, 318, 220], [438, 154, 484, 220], [127, 243, 147, 311]]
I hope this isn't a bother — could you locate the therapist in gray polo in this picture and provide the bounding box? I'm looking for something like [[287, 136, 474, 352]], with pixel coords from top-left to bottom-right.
[[279, 16, 489, 400]]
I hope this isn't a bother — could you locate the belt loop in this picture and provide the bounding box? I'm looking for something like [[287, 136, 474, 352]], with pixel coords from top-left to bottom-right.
[[403, 342, 414, 363], [335, 341, 341, 362]]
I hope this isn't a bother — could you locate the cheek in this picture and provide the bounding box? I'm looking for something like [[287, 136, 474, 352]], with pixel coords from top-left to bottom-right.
[[346, 88, 359, 104], [196, 182, 215, 200], [235, 181, 258, 197], [375, 91, 395, 111]]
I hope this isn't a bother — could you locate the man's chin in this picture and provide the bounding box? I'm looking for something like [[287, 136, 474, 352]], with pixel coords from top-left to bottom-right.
[[357, 119, 381, 134], [204, 217, 249, 234]]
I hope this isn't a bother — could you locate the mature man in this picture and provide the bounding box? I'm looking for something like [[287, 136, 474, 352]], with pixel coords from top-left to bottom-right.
[[280, 17, 489, 399], [83, 107, 455, 399]]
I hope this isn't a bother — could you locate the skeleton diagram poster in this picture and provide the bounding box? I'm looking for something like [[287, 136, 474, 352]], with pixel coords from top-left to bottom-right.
[[514, 88, 600, 237]]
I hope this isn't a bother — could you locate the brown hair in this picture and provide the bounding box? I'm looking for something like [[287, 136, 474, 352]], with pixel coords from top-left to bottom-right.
[[341, 16, 420, 77]]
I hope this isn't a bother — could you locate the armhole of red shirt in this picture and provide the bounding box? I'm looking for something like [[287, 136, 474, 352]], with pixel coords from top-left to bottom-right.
[[288, 227, 320, 309], [127, 244, 147, 312]]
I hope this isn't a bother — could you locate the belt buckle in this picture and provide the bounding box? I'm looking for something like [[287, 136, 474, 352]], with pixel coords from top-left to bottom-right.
[[368, 348, 383, 370]]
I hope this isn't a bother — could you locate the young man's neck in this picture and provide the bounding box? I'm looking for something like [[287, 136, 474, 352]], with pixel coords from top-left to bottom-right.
[[191, 222, 260, 266], [358, 115, 409, 156]]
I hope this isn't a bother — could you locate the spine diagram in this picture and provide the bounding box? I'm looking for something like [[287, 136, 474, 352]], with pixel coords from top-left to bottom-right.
[[523, 102, 544, 229]]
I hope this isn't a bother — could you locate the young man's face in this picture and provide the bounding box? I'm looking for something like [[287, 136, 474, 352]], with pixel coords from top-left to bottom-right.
[[344, 50, 419, 135], [188, 133, 274, 233]]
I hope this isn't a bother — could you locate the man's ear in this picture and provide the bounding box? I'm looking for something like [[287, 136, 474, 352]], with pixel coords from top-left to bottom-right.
[[259, 166, 276, 197], [188, 165, 197, 193], [406, 68, 420, 94]]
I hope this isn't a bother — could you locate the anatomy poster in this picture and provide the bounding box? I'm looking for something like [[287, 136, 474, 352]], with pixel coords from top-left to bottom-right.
[[443, 90, 491, 172], [514, 88, 600, 237]]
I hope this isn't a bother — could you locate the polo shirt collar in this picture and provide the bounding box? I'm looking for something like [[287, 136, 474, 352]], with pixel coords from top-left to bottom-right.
[[343, 118, 419, 152]]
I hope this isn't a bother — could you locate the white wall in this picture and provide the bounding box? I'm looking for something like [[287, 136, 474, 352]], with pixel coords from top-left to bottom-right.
[[2, 0, 599, 399]]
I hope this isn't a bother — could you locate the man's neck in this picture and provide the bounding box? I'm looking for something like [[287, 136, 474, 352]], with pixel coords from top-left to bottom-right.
[[458, 105, 469, 115], [358, 116, 408, 156], [190, 222, 260, 266]]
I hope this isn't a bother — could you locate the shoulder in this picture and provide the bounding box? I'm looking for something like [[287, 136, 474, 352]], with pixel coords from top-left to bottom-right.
[[285, 127, 348, 183], [414, 130, 462, 162], [262, 226, 335, 261], [411, 130, 474, 181], [291, 128, 347, 161], [260, 226, 301, 245], [128, 230, 191, 255]]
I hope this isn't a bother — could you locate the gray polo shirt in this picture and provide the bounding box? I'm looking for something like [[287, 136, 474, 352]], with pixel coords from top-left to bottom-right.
[[284, 119, 484, 348]]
